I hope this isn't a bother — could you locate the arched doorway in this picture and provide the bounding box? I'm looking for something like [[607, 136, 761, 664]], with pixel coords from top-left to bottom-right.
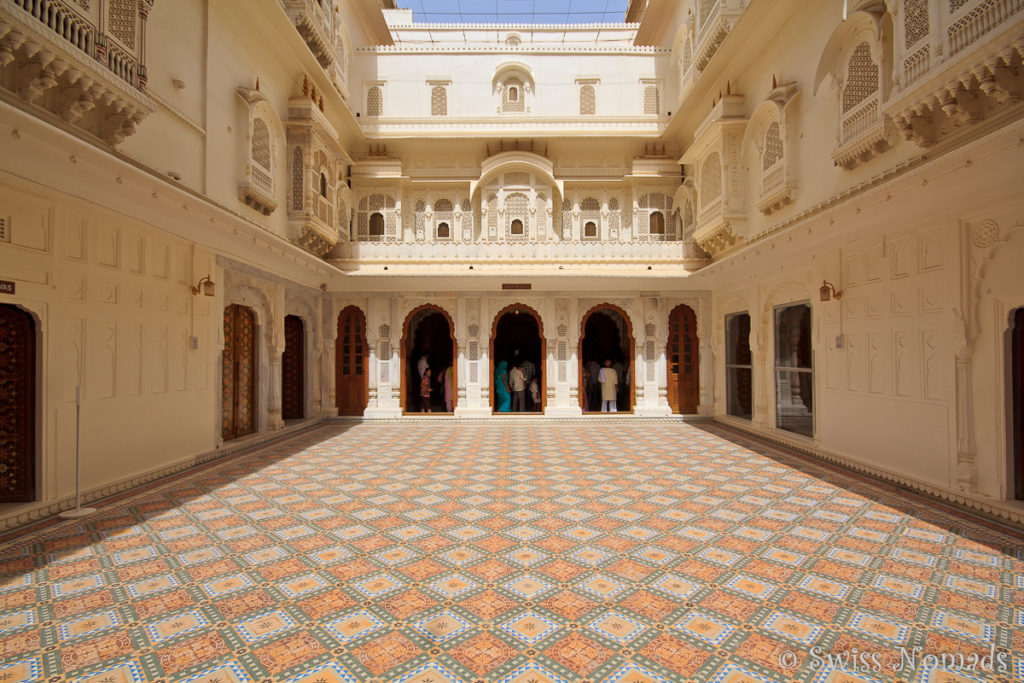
[[282, 315, 304, 420], [336, 306, 368, 416], [579, 304, 634, 413], [402, 305, 456, 413], [667, 304, 700, 414], [490, 303, 545, 413], [223, 304, 257, 440], [0, 305, 35, 502], [1012, 308, 1024, 499]]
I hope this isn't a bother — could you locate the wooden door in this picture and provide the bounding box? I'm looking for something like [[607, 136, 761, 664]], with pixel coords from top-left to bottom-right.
[[667, 305, 699, 414], [222, 304, 256, 440], [1013, 309, 1023, 499], [336, 306, 367, 415], [0, 305, 35, 502], [282, 315, 304, 419]]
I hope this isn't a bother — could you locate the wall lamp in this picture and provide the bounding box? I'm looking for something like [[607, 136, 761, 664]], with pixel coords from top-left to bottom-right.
[[819, 280, 842, 302], [191, 275, 215, 296]]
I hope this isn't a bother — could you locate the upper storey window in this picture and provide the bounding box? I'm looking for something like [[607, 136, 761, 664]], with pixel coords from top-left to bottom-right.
[[503, 77, 525, 112], [577, 79, 598, 116], [642, 82, 661, 115], [494, 65, 533, 114], [366, 85, 383, 116], [431, 86, 447, 116]]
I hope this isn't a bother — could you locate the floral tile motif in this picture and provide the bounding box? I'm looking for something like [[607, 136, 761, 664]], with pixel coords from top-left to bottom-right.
[[673, 610, 736, 647], [234, 609, 298, 644], [324, 609, 385, 644], [585, 609, 647, 644], [410, 608, 472, 643], [143, 609, 210, 645], [0, 422, 1022, 683], [498, 610, 561, 645], [847, 611, 911, 645]]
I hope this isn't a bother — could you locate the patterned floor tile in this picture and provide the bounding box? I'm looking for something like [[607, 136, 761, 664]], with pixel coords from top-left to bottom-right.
[[0, 421, 1021, 682]]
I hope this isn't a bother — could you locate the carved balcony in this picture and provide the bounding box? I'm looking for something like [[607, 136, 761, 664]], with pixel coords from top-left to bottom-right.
[[693, 0, 749, 71], [287, 95, 347, 257], [886, 0, 1023, 149], [0, 0, 156, 145], [329, 240, 692, 272], [283, 0, 334, 68]]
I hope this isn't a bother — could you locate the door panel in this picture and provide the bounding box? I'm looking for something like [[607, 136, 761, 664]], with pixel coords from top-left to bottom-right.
[[282, 315, 304, 420], [0, 305, 34, 502], [222, 304, 256, 440], [336, 307, 367, 415], [667, 305, 699, 414]]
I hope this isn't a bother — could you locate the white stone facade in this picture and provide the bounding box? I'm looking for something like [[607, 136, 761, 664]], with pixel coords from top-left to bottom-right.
[[0, 0, 1023, 528]]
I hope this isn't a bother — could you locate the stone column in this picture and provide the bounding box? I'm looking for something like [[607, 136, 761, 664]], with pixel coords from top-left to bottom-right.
[[954, 348, 978, 492]]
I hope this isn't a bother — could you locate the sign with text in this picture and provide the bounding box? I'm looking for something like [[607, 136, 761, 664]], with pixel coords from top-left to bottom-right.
[[502, 283, 531, 290], [0, 280, 14, 295]]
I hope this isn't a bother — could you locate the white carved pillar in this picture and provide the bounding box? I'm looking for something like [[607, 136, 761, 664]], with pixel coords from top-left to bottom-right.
[[322, 303, 337, 417]]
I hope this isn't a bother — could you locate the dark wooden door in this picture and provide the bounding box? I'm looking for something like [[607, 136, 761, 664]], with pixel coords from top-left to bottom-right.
[[282, 315, 304, 419], [0, 305, 35, 502], [336, 306, 367, 415], [222, 304, 256, 440], [1013, 309, 1023, 499], [667, 305, 699, 414]]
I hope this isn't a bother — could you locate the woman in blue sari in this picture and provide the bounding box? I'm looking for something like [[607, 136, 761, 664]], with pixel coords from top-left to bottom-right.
[[494, 360, 511, 412]]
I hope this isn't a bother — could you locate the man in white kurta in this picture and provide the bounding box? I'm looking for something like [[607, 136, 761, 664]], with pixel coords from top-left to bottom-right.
[[598, 359, 618, 412]]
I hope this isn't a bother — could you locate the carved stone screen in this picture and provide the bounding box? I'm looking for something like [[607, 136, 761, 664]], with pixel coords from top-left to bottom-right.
[[0, 305, 34, 502]]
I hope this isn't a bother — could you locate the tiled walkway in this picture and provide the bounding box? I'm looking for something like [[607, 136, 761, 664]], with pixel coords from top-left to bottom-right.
[[0, 422, 1022, 683]]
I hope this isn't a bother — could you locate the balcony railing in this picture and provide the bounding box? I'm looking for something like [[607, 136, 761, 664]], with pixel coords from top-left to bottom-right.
[[331, 239, 687, 266], [8, 0, 142, 90], [948, 0, 1023, 56]]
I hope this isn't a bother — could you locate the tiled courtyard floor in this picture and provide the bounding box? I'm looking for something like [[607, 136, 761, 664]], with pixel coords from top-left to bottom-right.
[[0, 421, 1022, 683]]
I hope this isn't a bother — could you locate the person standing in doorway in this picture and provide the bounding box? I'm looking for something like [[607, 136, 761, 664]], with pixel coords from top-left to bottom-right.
[[420, 367, 433, 412], [598, 359, 618, 412], [520, 354, 536, 409], [510, 362, 527, 412], [417, 352, 429, 380], [443, 365, 454, 413], [494, 360, 512, 412], [586, 359, 601, 412]]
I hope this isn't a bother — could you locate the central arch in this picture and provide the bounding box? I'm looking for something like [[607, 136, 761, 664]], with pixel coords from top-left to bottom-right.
[[579, 304, 635, 413], [401, 304, 457, 414], [490, 303, 545, 413]]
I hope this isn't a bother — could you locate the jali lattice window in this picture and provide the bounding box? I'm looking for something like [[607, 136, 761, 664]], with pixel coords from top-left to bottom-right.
[[842, 43, 879, 114], [252, 119, 271, 170], [580, 84, 596, 115], [292, 147, 303, 211], [643, 85, 660, 115], [581, 197, 600, 240], [431, 85, 447, 116], [700, 153, 722, 207], [763, 122, 783, 171], [366, 86, 383, 116], [503, 77, 525, 113]]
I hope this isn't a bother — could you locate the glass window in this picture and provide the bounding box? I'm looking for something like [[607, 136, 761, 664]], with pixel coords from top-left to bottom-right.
[[774, 302, 813, 437], [725, 313, 752, 420]]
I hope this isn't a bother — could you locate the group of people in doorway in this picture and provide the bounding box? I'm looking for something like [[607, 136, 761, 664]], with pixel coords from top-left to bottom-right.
[[494, 350, 541, 412], [415, 352, 454, 413], [414, 350, 628, 413], [582, 358, 630, 412]]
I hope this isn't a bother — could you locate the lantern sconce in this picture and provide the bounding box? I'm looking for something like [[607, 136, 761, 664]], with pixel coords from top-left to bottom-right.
[[819, 280, 842, 302], [191, 275, 215, 297]]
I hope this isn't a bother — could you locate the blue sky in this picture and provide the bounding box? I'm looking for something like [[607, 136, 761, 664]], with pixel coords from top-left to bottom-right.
[[395, 0, 631, 23]]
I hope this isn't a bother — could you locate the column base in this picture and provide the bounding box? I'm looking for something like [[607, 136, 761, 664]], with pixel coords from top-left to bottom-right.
[[454, 406, 494, 419], [363, 406, 403, 419], [544, 406, 584, 417]]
